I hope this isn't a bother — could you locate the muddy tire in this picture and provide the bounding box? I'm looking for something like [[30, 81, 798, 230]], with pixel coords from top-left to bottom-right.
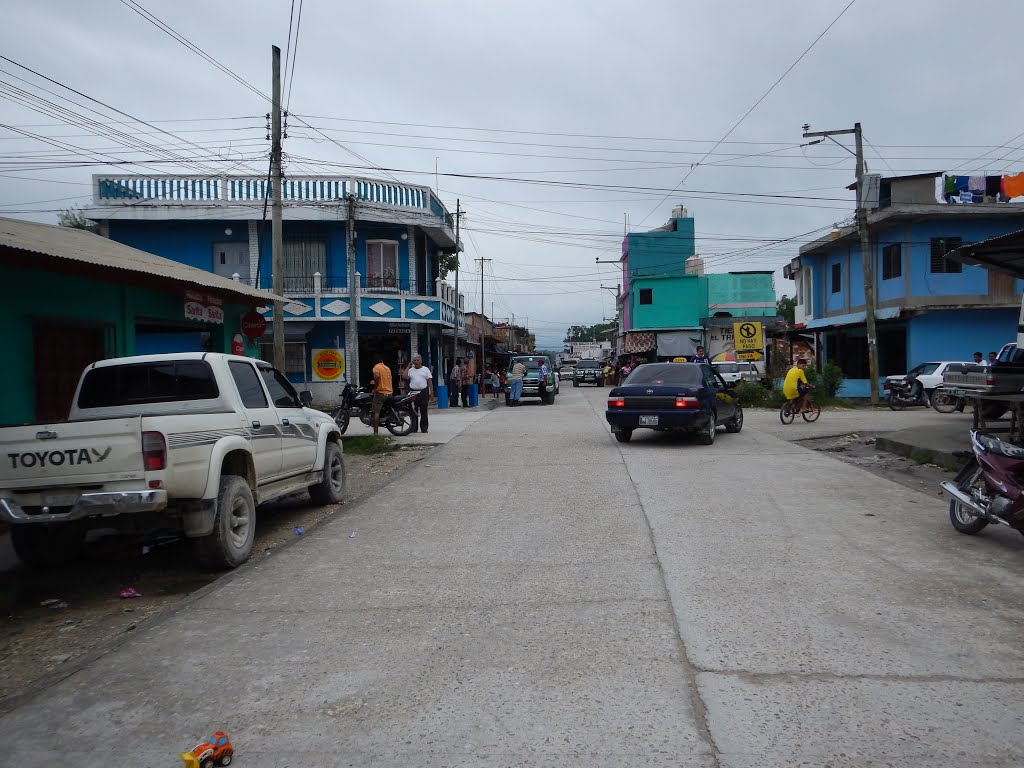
[[309, 441, 345, 505], [195, 476, 255, 570], [10, 523, 86, 567]]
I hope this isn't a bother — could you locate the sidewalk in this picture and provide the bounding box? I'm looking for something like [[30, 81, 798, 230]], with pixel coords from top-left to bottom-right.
[[340, 396, 499, 445]]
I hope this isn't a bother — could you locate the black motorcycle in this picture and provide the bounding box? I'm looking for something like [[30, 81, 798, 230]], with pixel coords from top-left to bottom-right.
[[887, 373, 929, 410], [331, 382, 415, 436]]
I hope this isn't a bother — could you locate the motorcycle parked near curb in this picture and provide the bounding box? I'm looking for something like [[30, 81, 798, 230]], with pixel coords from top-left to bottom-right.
[[331, 382, 415, 436], [887, 374, 930, 410], [941, 430, 1024, 536]]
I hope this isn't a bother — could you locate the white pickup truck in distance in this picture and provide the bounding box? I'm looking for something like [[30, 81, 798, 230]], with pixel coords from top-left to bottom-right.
[[0, 353, 344, 569]]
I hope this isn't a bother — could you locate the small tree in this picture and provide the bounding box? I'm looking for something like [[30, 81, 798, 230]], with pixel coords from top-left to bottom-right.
[[438, 252, 458, 279], [776, 295, 796, 326], [57, 207, 96, 232]]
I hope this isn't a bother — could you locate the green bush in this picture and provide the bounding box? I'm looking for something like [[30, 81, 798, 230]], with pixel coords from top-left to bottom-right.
[[733, 381, 788, 408], [805, 362, 846, 404]]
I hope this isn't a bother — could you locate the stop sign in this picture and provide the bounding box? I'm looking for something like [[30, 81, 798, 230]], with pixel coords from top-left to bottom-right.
[[241, 311, 267, 339]]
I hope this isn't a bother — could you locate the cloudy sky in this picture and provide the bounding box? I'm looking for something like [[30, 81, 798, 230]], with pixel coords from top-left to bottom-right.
[[3, 0, 1023, 347]]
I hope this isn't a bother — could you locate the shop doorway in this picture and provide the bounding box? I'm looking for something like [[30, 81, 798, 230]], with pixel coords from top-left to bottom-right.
[[33, 322, 109, 422], [358, 334, 408, 390]]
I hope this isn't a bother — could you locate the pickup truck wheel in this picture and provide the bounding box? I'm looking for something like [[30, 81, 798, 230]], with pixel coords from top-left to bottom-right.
[[309, 441, 345, 505], [980, 403, 1008, 420], [195, 476, 255, 570], [10, 523, 86, 567]]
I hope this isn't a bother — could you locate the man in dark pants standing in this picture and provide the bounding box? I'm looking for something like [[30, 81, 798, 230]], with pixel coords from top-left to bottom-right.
[[403, 354, 433, 433]]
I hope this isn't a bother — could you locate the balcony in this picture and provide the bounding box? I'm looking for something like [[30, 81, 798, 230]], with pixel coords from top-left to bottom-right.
[[86, 173, 457, 246], [232, 271, 463, 329]]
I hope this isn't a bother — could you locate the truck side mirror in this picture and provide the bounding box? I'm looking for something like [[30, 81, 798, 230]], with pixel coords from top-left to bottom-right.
[[299, 390, 313, 406]]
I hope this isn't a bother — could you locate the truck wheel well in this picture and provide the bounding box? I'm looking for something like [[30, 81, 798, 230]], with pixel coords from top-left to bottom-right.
[[221, 450, 255, 490]]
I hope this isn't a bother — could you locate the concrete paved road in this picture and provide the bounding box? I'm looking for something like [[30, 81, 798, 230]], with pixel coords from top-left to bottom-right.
[[3, 388, 1024, 766]]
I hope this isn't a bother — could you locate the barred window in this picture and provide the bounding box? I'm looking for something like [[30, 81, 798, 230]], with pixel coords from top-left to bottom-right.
[[930, 237, 963, 274]]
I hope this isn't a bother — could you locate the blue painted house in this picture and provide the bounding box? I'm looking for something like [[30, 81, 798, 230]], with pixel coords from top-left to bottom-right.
[[83, 174, 462, 398], [785, 172, 1024, 396]]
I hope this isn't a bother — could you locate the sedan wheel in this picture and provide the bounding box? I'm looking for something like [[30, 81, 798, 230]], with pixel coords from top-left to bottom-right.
[[725, 405, 743, 433], [697, 414, 716, 445]]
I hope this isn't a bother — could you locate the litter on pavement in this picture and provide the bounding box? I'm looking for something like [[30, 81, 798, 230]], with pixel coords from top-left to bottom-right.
[[119, 587, 142, 599]]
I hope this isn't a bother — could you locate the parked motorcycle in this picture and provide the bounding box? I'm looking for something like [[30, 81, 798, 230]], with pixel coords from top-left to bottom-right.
[[941, 430, 1024, 536], [887, 374, 929, 410], [331, 382, 415, 436]]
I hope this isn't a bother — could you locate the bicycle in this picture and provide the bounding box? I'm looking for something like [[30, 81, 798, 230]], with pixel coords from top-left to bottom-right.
[[779, 394, 821, 424]]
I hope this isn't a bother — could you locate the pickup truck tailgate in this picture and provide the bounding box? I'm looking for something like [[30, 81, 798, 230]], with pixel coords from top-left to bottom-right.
[[0, 417, 146, 491]]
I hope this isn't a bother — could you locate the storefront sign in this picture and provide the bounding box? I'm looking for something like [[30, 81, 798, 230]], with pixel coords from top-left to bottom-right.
[[184, 290, 224, 325], [312, 348, 345, 381], [231, 333, 245, 356], [387, 323, 412, 335], [241, 311, 267, 339]]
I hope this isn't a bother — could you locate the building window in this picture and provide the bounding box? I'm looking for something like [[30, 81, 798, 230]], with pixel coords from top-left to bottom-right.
[[930, 237, 963, 274], [882, 243, 902, 280], [639, 288, 653, 305], [831, 263, 841, 293], [284, 238, 327, 292], [259, 342, 307, 377], [366, 240, 399, 289]]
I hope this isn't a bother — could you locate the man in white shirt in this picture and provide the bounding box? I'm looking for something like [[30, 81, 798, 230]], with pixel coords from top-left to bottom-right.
[[403, 354, 434, 433], [974, 351, 990, 368]]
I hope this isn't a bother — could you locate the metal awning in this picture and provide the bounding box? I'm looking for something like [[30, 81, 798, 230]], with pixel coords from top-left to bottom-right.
[[947, 229, 1024, 278], [804, 307, 901, 330], [0, 216, 284, 305]]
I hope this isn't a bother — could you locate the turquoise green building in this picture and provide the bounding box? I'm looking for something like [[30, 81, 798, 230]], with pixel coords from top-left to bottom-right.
[[618, 208, 777, 359], [1, 217, 281, 425]]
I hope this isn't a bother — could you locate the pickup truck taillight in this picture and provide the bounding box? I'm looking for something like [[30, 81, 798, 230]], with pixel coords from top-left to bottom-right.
[[987, 372, 995, 387], [142, 431, 166, 471]]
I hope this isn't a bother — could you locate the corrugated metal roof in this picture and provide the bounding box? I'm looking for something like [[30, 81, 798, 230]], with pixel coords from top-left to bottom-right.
[[0, 216, 284, 304]]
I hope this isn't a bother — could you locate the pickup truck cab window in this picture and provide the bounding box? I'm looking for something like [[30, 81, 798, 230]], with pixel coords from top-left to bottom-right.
[[258, 365, 301, 408], [228, 361, 269, 408], [78, 361, 218, 408]]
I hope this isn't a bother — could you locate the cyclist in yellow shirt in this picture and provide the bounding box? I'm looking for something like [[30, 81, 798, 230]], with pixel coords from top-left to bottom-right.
[[783, 358, 814, 412]]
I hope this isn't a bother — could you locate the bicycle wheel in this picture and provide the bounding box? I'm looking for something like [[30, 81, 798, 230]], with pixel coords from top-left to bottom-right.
[[931, 388, 957, 414], [802, 401, 821, 422], [779, 401, 795, 424]]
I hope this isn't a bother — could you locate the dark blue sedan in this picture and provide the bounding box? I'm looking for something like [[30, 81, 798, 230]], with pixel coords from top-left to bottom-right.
[[605, 362, 743, 444]]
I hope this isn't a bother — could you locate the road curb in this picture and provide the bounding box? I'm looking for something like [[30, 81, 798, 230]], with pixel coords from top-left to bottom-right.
[[875, 435, 967, 471]]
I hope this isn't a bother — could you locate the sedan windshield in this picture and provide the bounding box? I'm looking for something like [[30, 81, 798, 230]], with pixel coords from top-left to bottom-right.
[[624, 364, 703, 386]]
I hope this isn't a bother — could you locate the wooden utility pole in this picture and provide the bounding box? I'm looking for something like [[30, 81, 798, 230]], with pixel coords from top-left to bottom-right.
[[271, 45, 285, 371], [802, 122, 879, 405]]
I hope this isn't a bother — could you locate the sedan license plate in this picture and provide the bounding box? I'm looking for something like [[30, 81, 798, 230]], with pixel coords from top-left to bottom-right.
[[639, 415, 659, 426]]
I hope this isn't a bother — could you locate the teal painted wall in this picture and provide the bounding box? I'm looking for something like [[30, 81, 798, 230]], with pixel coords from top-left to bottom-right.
[[4, 265, 254, 425], [630, 275, 708, 329], [626, 218, 695, 279], [706, 272, 776, 316]]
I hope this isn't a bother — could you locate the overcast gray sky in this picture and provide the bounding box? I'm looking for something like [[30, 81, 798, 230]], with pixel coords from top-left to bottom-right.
[[3, 0, 1023, 347]]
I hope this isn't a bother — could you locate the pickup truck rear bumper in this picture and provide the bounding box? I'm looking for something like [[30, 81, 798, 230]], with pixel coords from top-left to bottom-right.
[[0, 490, 168, 524]]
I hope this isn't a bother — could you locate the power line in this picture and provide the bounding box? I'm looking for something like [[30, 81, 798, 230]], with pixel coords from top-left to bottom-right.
[[632, 0, 858, 232], [284, 0, 303, 112]]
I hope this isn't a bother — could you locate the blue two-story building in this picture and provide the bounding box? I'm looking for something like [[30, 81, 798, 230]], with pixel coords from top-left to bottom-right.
[[83, 173, 463, 399], [785, 172, 1024, 396]]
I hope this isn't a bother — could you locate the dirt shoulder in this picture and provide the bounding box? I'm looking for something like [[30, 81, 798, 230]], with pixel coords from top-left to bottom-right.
[[0, 445, 429, 703]]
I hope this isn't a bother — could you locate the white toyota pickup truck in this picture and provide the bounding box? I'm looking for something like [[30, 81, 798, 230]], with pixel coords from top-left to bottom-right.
[[0, 352, 344, 569]]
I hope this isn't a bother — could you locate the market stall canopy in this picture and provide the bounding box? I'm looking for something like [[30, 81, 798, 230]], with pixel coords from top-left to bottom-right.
[[0, 216, 284, 305]]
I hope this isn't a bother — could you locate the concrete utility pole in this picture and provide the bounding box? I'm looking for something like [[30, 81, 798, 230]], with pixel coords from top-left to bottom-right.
[[477, 256, 492, 389], [452, 199, 461, 377], [271, 45, 285, 372], [802, 122, 879, 405]]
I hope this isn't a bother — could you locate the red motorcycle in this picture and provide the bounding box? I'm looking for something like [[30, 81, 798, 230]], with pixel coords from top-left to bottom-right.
[[941, 430, 1024, 535]]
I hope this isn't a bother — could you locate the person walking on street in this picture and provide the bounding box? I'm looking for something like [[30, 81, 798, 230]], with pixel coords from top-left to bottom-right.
[[449, 358, 464, 408], [538, 357, 550, 404], [490, 367, 501, 398], [371, 353, 393, 436], [402, 354, 433, 434], [508, 358, 527, 405]]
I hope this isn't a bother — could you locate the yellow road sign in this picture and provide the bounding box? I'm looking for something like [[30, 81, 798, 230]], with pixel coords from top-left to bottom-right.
[[733, 321, 763, 352]]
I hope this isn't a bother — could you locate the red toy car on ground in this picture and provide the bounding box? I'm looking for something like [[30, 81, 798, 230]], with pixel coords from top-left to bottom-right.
[[180, 731, 234, 768]]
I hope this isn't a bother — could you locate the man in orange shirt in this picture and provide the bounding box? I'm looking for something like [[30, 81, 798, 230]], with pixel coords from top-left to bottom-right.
[[371, 353, 393, 435]]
